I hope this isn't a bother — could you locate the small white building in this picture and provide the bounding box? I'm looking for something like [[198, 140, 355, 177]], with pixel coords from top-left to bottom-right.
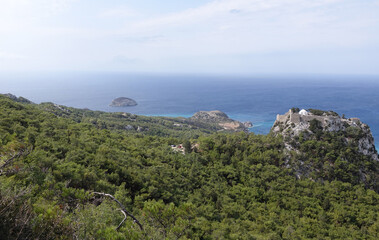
[[299, 109, 309, 115]]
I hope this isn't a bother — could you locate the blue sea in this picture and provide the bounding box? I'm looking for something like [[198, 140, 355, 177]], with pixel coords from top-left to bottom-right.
[[1, 72, 379, 148]]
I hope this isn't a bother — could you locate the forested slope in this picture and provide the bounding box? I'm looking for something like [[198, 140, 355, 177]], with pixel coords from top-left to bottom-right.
[[0, 95, 378, 239]]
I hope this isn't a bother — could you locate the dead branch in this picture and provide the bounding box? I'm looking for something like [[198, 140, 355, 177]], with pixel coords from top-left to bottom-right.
[[0, 147, 32, 174], [92, 192, 143, 231], [117, 209, 127, 230], [0, 152, 22, 170]]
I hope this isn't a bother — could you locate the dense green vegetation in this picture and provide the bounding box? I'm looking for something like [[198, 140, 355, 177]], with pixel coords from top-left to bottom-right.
[[38, 102, 223, 139], [290, 107, 300, 113], [308, 109, 339, 117], [1, 95, 379, 239], [287, 129, 379, 192]]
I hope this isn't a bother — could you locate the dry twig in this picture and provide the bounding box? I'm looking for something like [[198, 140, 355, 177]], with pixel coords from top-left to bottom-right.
[[92, 192, 143, 231], [0, 148, 32, 176]]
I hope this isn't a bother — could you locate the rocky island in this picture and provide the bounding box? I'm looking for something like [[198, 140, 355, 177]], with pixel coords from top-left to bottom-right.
[[189, 110, 252, 132], [110, 97, 137, 107]]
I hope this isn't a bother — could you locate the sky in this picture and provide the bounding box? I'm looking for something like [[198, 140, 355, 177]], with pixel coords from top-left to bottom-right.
[[0, 0, 378, 75]]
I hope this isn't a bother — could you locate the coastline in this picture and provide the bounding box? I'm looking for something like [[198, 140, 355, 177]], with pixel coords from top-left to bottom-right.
[[144, 112, 275, 135], [2, 73, 379, 150]]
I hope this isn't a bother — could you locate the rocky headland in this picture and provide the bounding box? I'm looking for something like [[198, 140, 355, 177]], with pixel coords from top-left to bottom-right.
[[189, 110, 252, 132], [110, 97, 137, 107], [272, 108, 378, 161]]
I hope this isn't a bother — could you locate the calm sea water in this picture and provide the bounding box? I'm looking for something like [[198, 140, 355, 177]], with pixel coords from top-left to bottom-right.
[[1, 72, 379, 148]]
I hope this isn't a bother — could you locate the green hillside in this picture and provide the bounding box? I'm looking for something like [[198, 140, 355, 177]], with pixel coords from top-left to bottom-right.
[[0, 95, 378, 239]]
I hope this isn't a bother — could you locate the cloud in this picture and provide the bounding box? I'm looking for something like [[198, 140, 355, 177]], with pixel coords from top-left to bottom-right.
[[0, 0, 76, 17], [0, 51, 27, 60], [42, 0, 77, 15], [113, 55, 139, 64], [229, 9, 242, 14], [0, 0, 378, 74], [99, 6, 139, 18], [119, 0, 377, 52], [120, 35, 166, 43], [128, 0, 332, 30], [131, 0, 260, 30], [0, 0, 77, 33]]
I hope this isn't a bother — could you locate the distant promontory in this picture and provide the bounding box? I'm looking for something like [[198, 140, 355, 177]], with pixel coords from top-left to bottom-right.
[[110, 97, 137, 107], [189, 110, 252, 132]]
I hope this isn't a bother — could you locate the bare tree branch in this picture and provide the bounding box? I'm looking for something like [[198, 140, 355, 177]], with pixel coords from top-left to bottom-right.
[[117, 209, 127, 230], [0, 147, 32, 176], [92, 192, 144, 231], [0, 152, 22, 170]]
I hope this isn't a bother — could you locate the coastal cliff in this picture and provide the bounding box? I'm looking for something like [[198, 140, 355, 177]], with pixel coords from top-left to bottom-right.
[[271, 108, 379, 188], [272, 108, 378, 161]]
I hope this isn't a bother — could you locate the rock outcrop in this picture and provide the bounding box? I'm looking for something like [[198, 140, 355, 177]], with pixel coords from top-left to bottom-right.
[[243, 121, 253, 128], [189, 110, 251, 132], [272, 108, 378, 161], [110, 97, 137, 107]]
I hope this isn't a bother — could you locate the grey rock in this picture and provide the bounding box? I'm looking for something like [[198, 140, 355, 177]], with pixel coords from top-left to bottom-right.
[[125, 125, 134, 130], [110, 97, 137, 107], [243, 121, 253, 128]]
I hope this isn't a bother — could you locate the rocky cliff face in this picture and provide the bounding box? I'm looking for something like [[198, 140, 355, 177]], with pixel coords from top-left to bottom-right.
[[272, 109, 378, 161], [190, 110, 251, 132]]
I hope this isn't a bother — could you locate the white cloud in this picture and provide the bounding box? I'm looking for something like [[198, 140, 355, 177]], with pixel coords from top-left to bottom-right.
[[0, 0, 77, 33], [99, 6, 139, 18], [132, 0, 272, 30], [39, 0, 77, 15], [0, 51, 27, 60], [113, 55, 139, 64], [0, 0, 378, 74], [129, 0, 345, 31], [0, 0, 76, 16], [127, 0, 375, 50]]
